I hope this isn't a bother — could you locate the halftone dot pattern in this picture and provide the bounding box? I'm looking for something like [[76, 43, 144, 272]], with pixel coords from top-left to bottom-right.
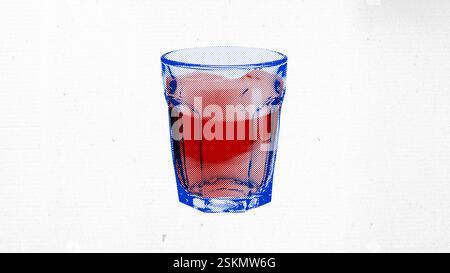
[[162, 47, 287, 212]]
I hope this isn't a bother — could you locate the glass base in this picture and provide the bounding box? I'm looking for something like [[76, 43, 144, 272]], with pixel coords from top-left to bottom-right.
[[176, 178, 272, 213]]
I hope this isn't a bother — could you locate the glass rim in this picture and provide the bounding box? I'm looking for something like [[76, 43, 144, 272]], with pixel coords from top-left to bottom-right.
[[161, 46, 287, 69]]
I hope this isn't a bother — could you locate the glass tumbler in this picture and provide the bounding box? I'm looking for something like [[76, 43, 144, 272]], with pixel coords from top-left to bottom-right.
[[161, 47, 287, 212]]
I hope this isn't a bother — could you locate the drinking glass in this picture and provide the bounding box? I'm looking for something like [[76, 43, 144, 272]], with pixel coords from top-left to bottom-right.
[[161, 47, 287, 212]]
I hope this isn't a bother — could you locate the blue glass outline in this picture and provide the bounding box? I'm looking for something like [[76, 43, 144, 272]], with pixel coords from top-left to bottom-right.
[[161, 46, 288, 70], [162, 46, 287, 213]]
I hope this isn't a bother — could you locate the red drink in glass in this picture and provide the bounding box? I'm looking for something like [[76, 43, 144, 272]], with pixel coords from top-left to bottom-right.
[[167, 70, 280, 198]]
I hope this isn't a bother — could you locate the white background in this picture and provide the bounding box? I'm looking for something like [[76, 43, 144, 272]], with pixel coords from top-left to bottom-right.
[[1, 0, 450, 252]]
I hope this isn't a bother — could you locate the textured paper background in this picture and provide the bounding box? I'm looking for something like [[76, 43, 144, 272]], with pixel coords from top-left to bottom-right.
[[1, 0, 449, 252]]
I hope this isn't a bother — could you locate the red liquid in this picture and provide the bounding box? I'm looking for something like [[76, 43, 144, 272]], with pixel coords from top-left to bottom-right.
[[167, 70, 281, 197], [175, 113, 271, 164]]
